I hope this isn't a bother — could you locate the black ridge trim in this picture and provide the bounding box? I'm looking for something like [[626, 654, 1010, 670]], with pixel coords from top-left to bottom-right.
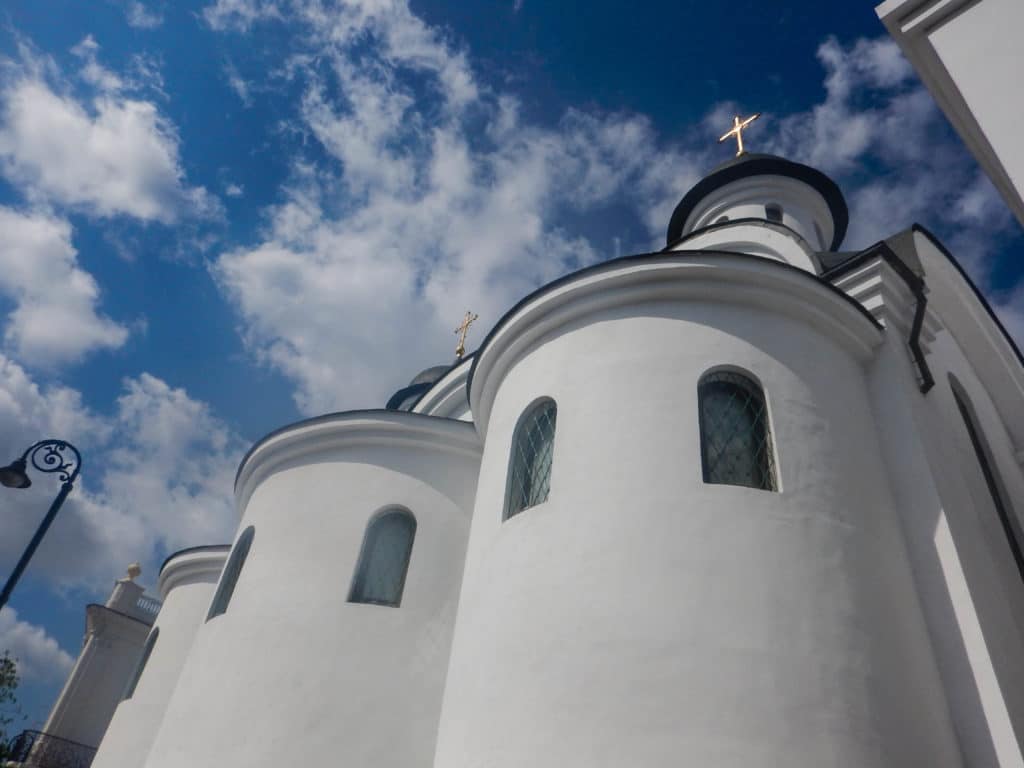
[[824, 241, 935, 393], [159, 544, 232, 576], [234, 408, 470, 490], [913, 224, 1024, 371], [665, 154, 849, 250], [466, 249, 882, 403]]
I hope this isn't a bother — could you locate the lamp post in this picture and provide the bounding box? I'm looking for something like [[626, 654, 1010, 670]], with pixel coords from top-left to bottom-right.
[[0, 440, 81, 613]]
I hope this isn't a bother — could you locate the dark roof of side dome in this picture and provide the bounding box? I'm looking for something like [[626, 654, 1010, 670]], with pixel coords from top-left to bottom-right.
[[665, 153, 849, 251], [408, 365, 452, 387], [385, 363, 454, 411]]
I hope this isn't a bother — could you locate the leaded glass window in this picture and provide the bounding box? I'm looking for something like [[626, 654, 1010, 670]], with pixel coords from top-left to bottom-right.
[[698, 370, 776, 490], [349, 509, 416, 607], [505, 399, 557, 520], [123, 628, 158, 701], [206, 526, 254, 621]]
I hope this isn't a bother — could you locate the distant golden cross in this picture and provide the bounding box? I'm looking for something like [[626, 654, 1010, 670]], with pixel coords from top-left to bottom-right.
[[454, 311, 478, 360], [718, 112, 761, 156]]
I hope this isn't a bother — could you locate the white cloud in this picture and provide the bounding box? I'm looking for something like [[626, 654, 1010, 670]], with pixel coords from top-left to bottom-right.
[[0, 608, 74, 683], [224, 60, 252, 107], [203, 0, 282, 31], [124, 1, 164, 28], [70, 36, 124, 94], [0, 43, 218, 223], [0, 357, 240, 597], [225, 182, 244, 197], [0, 207, 129, 366]]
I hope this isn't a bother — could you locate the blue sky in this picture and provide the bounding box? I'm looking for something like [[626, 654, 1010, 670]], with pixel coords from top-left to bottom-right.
[[0, 0, 1022, 729]]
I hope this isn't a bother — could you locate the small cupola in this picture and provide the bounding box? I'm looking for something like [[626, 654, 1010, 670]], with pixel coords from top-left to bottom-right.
[[386, 364, 452, 411], [665, 152, 849, 274]]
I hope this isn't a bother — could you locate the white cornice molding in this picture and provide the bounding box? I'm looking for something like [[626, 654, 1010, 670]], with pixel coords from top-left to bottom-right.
[[469, 253, 883, 437], [85, 604, 151, 638], [877, 0, 978, 35], [412, 357, 472, 419], [831, 257, 942, 350], [235, 411, 481, 513], [158, 547, 230, 599]]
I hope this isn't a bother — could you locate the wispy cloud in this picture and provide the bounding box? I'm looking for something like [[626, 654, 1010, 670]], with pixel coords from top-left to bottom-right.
[[124, 1, 164, 29], [223, 59, 253, 107], [0, 608, 74, 683]]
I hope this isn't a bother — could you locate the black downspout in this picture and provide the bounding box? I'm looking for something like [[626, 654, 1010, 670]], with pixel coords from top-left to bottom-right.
[[878, 247, 935, 394]]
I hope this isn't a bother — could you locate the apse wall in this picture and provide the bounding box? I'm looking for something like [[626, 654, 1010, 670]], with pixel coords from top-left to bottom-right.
[[433, 253, 962, 768], [142, 412, 480, 768], [91, 547, 227, 768]]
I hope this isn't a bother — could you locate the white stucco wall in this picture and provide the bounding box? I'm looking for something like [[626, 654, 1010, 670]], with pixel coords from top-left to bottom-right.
[[142, 413, 480, 768], [91, 547, 228, 768], [434, 255, 960, 767]]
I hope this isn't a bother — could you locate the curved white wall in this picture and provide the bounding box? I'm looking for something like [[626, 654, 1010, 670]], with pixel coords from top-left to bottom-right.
[[91, 547, 228, 768], [434, 256, 960, 768], [676, 175, 834, 270], [143, 412, 481, 768]]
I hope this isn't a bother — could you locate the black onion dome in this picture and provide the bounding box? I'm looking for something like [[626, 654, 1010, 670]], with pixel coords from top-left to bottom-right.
[[385, 364, 453, 411], [666, 153, 848, 250]]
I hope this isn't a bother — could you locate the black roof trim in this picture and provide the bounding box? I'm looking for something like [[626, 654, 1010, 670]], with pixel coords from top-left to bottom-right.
[[159, 544, 231, 576], [665, 153, 848, 250], [466, 249, 882, 400], [234, 408, 469, 490]]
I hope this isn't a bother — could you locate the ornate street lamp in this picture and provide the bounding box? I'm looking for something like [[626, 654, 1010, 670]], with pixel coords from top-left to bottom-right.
[[0, 440, 82, 613]]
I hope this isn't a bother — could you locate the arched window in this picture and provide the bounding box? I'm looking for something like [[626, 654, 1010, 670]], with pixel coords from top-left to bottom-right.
[[349, 509, 417, 607], [765, 203, 783, 223], [950, 377, 1024, 583], [206, 526, 254, 621], [123, 628, 159, 701], [505, 398, 557, 520], [698, 370, 776, 490]]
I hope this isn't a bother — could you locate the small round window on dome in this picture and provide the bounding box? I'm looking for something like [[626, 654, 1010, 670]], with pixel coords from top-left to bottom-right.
[[765, 204, 783, 223]]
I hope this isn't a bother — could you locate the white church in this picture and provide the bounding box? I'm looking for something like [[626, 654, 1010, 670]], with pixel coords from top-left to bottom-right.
[[62, 117, 1023, 767]]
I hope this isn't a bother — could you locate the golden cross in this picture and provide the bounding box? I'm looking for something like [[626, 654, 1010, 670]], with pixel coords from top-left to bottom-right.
[[454, 310, 478, 360], [718, 112, 761, 157]]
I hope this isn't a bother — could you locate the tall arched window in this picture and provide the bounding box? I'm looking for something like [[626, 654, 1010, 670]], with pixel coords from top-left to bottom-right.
[[123, 627, 158, 701], [504, 398, 557, 520], [950, 377, 1024, 583], [699, 370, 776, 490], [206, 525, 254, 621], [349, 509, 417, 607]]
